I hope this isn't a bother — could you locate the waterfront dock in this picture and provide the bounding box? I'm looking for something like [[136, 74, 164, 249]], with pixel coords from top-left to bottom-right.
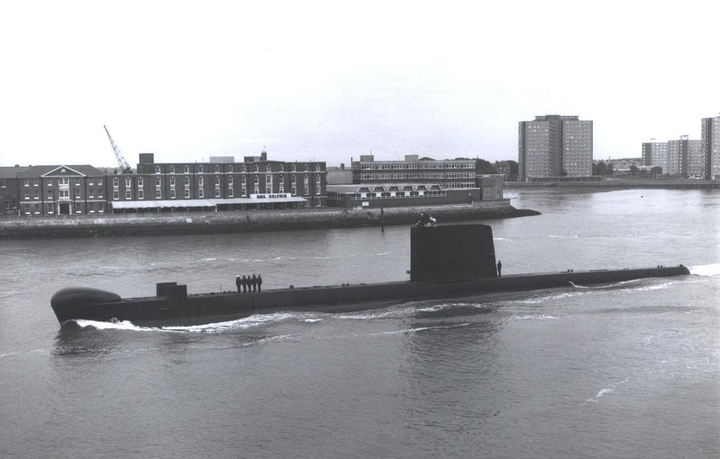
[[0, 201, 539, 240]]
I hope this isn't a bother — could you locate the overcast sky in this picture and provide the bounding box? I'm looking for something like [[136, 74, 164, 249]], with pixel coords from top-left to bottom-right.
[[1, 0, 718, 168]]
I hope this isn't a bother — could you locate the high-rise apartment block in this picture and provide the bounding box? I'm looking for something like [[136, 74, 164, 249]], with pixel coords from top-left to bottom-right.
[[643, 136, 704, 178], [701, 116, 720, 180], [518, 115, 593, 181]]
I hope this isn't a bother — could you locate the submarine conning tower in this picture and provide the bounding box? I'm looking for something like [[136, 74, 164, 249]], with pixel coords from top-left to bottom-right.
[[410, 223, 497, 282]]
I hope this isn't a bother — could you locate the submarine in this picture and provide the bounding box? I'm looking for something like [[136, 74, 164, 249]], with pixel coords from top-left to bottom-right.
[[50, 223, 690, 326]]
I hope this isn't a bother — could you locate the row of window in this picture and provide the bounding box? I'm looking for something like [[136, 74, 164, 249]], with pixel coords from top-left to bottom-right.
[[358, 162, 475, 170], [359, 173, 476, 180], [21, 202, 106, 215], [112, 184, 323, 200], [345, 190, 447, 200], [154, 164, 322, 174], [113, 174, 321, 188]]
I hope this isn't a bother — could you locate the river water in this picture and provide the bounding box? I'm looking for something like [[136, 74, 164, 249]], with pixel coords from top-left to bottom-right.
[[1, 188, 718, 459]]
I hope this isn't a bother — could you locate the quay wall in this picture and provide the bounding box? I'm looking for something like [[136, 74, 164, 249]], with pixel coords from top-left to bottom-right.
[[0, 200, 539, 240]]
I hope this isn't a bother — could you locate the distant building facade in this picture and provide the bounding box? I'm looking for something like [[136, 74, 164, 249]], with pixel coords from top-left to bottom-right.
[[701, 116, 720, 179], [0, 167, 29, 215], [13, 165, 108, 216], [643, 136, 703, 178], [352, 155, 483, 189], [0, 152, 327, 216], [518, 115, 593, 181]]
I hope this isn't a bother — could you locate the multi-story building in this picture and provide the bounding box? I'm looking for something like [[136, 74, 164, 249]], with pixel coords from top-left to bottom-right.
[[352, 155, 482, 189], [110, 152, 327, 212], [701, 116, 720, 180], [666, 136, 703, 178], [518, 115, 593, 181], [13, 165, 108, 216], [641, 141, 668, 171], [0, 152, 327, 217], [0, 166, 29, 215], [643, 137, 703, 178]]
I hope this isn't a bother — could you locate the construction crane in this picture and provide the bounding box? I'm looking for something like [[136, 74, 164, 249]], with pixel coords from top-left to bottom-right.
[[103, 125, 132, 174]]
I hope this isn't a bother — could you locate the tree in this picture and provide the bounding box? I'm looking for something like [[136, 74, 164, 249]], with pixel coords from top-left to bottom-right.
[[630, 165, 639, 176], [593, 161, 607, 176], [651, 166, 663, 177], [560, 169, 568, 177], [477, 159, 498, 174], [606, 163, 614, 176]]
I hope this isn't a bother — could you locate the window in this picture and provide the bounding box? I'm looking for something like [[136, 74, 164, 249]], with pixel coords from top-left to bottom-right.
[[198, 188, 204, 198], [170, 189, 176, 199], [156, 190, 161, 199], [199, 177, 204, 186], [98, 202, 105, 213], [34, 179, 39, 187], [75, 203, 82, 214], [125, 190, 131, 199], [198, 165, 203, 173], [47, 190, 53, 200], [24, 179, 29, 187], [215, 175, 220, 184], [170, 176, 176, 186], [184, 165, 189, 174], [228, 165, 233, 172], [138, 190, 144, 200], [34, 189, 39, 200], [215, 188, 220, 197], [155, 177, 161, 186], [155, 165, 161, 174], [185, 176, 190, 186], [228, 176, 233, 185], [59, 189, 69, 198], [215, 165, 220, 172], [305, 164, 309, 172], [169, 165, 175, 173], [113, 177, 119, 187], [126, 177, 132, 187], [75, 178, 80, 187], [228, 188, 234, 197], [97, 178, 103, 186], [75, 189, 81, 199], [113, 190, 119, 200], [184, 189, 190, 198], [241, 188, 246, 196], [0, 180, 5, 188], [254, 187, 259, 194], [98, 188, 103, 199], [138, 177, 143, 186]]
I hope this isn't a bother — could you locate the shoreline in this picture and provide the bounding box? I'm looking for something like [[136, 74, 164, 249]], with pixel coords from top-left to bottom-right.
[[0, 201, 539, 240], [506, 180, 720, 190]]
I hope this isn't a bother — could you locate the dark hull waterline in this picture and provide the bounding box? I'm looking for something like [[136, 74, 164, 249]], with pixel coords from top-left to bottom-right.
[[51, 266, 690, 327]]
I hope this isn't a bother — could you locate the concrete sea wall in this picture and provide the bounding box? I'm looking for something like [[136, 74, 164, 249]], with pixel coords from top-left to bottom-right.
[[0, 201, 539, 240], [506, 180, 720, 189]]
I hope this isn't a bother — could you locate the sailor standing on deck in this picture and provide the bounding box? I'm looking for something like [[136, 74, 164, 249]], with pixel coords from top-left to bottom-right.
[[241, 275, 248, 293], [257, 275, 263, 292], [497, 260, 502, 277], [251, 274, 258, 292], [236, 275, 242, 293]]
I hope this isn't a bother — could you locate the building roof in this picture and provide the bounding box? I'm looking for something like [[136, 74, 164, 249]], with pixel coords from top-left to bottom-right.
[[110, 196, 308, 210], [0, 166, 31, 179], [16, 165, 107, 178]]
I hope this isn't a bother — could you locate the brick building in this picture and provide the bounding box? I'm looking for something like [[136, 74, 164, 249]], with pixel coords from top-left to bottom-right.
[[13, 165, 108, 216], [109, 152, 327, 212]]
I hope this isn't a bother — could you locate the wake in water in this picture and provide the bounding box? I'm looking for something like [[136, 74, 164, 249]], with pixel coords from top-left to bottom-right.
[[690, 263, 720, 277]]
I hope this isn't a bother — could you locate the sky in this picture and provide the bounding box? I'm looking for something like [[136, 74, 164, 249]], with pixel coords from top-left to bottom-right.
[[0, 0, 718, 168]]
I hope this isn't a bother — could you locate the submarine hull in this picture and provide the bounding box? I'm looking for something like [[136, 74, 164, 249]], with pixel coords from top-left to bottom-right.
[[50, 265, 690, 327]]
